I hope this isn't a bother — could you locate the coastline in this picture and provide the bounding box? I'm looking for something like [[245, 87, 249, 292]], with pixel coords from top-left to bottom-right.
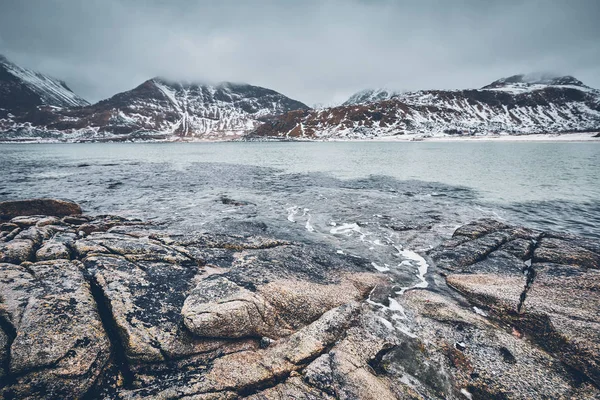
[[1, 131, 599, 144], [1, 199, 599, 399]]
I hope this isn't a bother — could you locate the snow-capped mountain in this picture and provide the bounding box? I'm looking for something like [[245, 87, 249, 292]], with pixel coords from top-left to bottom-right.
[[249, 75, 600, 139], [1, 66, 308, 141], [0, 54, 88, 116], [342, 88, 403, 105], [1, 55, 599, 142]]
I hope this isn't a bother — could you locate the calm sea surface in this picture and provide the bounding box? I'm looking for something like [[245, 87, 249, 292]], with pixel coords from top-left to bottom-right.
[[1, 143, 598, 265]]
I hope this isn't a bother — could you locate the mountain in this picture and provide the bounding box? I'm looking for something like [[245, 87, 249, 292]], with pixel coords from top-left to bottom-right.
[[1, 56, 599, 142], [342, 88, 402, 105], [0, 69, 309, 141], [0, 55, 88, 117], [249, 75, 600, 139]]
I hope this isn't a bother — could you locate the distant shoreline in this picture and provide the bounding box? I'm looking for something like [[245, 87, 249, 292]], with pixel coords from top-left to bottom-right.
[[1, 131, 599, 144]]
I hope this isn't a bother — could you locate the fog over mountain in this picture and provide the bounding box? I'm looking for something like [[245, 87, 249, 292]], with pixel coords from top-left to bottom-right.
[[0, 0, 599, 106]]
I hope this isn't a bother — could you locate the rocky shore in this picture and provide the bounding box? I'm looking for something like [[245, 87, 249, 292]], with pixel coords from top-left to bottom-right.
[[0, 199, 599, 399]]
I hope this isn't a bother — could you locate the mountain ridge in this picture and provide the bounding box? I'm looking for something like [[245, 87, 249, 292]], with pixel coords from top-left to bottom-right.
[[249, 75, 600, 139], [0, 56, 309, 141], [0, 55, 598, 142], [0, 55, 89, 116]]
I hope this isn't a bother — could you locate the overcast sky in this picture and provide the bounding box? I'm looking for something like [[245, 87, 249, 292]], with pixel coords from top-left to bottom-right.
[[0, 0, 598, 106]]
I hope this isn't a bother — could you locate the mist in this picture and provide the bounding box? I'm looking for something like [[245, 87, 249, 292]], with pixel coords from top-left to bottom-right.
[[1, 0, 598, 105]]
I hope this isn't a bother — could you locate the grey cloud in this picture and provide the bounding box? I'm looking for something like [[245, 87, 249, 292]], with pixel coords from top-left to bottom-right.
[[0, 0, 598, 106]]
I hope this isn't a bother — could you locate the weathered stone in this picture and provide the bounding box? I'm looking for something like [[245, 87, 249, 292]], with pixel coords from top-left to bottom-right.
[[62, 215, 93, 225], [533, 237, 600, 269], [10, 215, 60, 228], [303, 324, 399, 400], [182, 274, 380, 339], [245, 375, 335, 400], [1, 207, 598, 400], [452, 218, 510, 239], [0, 223, 19, 232], [0, 239, 35, 263], [396, 289, 598, 399], [0, 260, 110, 399], [0, 199, 82, 220], [14, 226, 53, 246], [36, 240, 71, 260], [0, 328, 8, 380], [116, 303, 360, 399], [81, 253, 203, 362], [437, 219, 600, 391], [80, 232, 195, 265]]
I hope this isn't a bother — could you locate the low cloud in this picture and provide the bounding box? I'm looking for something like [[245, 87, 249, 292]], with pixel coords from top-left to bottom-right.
[[1, 0, 598, 105]]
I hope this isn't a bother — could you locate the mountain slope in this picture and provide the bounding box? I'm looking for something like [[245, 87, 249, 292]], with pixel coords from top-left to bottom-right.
[[0, 55, 88, 116], [249, 75, 600, 139], [343, 88, 402, 105], [1, 76, 309, 141]]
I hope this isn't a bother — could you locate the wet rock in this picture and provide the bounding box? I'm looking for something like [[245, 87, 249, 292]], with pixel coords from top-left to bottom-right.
[[1, 206, 598, 399], [0, 198, 82, 220], [533, 237, 600, 269], [182, 274, 381, 339], [0, 239, 35, 263], [437, 219, 600, 391], [0, 260, 110, 399], [36, 240, 71, 260], [0, 223, 19, 232], [81, 254, 201, 362], [117, 303, 360, 399]]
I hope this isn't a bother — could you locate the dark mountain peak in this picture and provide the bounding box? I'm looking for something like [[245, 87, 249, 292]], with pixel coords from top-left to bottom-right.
[[0, 55, 89, 114], [483, 73, 587, 90]]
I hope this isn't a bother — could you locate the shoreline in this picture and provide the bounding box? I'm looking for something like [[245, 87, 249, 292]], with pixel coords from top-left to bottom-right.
[[1, 199, 599, 399], [1, 132, 599, 144]]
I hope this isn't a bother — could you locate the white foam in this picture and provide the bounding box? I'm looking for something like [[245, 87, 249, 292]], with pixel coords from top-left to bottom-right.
[[378, 317, 394, 331], [329, 222, 366, 241], [372, 262, 390, 272], [473, 306, 488, 317], [286, 206, 299, 222], [395, 246, 429, 293]]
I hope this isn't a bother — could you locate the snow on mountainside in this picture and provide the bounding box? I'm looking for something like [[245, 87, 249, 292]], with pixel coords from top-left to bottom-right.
[[0, 55, 89, 115], [1, 55, 599, 142], [343, 88, 403, 105], [1, 74, 309, 141], [249, 75, 600, 140]]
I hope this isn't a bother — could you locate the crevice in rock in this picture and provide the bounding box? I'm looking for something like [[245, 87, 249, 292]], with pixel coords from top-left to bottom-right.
[[517, 235, 543, 313], [236, 311, 357, 398], [86, 275, 135, 388], [368, 343, 396, 375], [0, 311, 17, 387]]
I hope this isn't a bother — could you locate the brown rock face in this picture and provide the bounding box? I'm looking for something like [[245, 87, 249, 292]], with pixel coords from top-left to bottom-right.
[[0, 198, 82, 220], [432, 218, 600, 390], [1, 201, 599, 399]]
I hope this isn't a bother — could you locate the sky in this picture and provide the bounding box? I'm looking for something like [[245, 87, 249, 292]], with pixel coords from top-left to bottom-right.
[[0, 0, 598, 106]]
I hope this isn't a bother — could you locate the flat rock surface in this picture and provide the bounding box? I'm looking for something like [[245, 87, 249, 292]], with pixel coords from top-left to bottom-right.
[[0, 202, 599, 399]]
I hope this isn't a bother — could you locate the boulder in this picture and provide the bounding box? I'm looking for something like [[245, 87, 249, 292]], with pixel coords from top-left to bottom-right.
[[0, 199, 82, 220]]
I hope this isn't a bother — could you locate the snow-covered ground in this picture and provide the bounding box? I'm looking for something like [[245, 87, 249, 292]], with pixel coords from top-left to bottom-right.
[[324, 131, 600, 142]]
